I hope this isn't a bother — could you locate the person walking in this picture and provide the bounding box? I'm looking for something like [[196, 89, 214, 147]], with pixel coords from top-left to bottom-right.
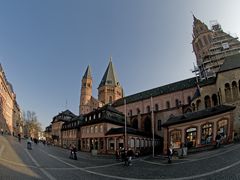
[[127, 148, 134, 166], [167, 146, 173, 163]]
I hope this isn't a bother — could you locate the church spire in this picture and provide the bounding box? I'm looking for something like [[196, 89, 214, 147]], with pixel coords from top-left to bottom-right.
[[83, 65, 92, 79], [98, 57, 120, 88]]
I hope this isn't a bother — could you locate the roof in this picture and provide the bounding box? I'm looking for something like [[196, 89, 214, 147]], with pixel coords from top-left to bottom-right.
[[83, 65, 92, 79], [106, 127, 162, 139], [81, 104, 126, 126], [113, 77, 197, 106], [98, 57, 120, 88], [162, 105, 235, 127], [219, 53, 240, 73], [52, 109, 77, 123]]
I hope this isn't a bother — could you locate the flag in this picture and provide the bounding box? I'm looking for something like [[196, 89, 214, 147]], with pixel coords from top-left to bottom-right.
[[191, 83, 201, 101]]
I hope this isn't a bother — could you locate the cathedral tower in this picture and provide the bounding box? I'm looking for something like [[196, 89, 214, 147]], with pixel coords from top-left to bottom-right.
[[79, 65, 92, 115], [98, 57, 123, 104]]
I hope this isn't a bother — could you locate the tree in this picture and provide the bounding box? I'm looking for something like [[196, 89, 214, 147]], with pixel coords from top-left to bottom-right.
[[23, 110, 42, 138]]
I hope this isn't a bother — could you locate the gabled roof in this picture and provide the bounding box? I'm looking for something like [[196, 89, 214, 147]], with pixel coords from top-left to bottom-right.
[[162, 105, 235, 127], [98, 57, 120, 88], [113, 77, 197, 106], [219, 53, 240, 73], [83, 65, 92, 79], [52, 109, 77, 123]]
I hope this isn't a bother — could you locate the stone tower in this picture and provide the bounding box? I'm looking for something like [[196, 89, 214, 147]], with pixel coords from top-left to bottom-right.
[[98, 57, 123, 104], [192, 15, 240, 80], [79, 65, 92, 115]]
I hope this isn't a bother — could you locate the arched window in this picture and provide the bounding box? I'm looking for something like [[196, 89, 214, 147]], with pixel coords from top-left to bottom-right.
[[232, 81, 238, 99], [212, 94, 218, 106], [192, 103, 196, 111], [144, 117, 151, 133], [132, 119, 138, 129], [146, 106, 151, 113], [201, 123, 213, 144], [225, 83, 231, 102], [95, 126, 98, 133], [136, 108, 141, 114], [188, 96, 191, 104], [166, 101, 170, 109], [196, 100, 201, 111], [175, 99, 179, 107], [204, 96, 211, 108]]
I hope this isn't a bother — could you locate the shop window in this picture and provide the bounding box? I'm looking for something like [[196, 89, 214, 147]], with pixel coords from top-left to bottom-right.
[[170, 130, 182, 149], [185, 127, 197, 148], [217, 119, 228, 138], [201, 123, 213, 144]]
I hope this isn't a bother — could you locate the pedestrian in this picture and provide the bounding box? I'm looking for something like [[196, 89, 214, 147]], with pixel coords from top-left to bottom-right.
[[215, 133, 221, 148], [1, 128, 3, 135], [18, 133, 21, 142], [69, 144, 73, 159], [127, 148, 134, 166], [167, 146, 173, 163], [27, 137, 32, 150], [72, 144, 77, 160], [115, 149, 120, 161], [120, 148, 125, 162]]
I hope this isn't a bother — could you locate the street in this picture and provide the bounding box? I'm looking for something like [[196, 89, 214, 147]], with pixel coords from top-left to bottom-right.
[[1, 135, 240, 180]]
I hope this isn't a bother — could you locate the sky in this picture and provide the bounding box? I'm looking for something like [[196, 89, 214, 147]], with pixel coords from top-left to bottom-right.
[[0, 0, 240, 129]]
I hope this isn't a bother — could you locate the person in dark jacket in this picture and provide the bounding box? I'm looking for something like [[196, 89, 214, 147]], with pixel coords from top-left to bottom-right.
[[167, 146, 173, 163]]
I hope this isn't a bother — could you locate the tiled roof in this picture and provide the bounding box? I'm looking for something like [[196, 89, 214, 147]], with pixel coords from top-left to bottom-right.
[[219, 53, 240, 72], [83, 65, 92, 79], [162, 105, 235, 127], [112, 77, 197, 106]]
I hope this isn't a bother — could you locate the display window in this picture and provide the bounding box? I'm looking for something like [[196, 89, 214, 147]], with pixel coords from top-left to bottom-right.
[[217, 119, 228, 139], [170, 130, 182, 148], [185, 127, 197, 148], [201, 123, 213, 144]]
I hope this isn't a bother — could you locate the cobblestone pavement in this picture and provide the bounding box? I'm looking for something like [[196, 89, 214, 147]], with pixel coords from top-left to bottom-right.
[[1, 135, 240, 180]]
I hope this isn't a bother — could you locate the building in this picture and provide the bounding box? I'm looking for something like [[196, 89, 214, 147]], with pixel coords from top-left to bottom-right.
[[192, 15, 240, 80], [0, 64, 21, 135], [51, 110, 77, 146], [79, 57, 123, 115], [46, 16, 240, 155]]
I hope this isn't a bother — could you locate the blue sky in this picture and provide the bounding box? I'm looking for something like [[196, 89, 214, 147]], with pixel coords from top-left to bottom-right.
[[0, 0, 240, 129]]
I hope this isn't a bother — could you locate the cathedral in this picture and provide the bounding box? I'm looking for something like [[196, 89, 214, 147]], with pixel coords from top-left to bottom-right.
[[47, 15, 240, 155], [79, 57, 123, 115]]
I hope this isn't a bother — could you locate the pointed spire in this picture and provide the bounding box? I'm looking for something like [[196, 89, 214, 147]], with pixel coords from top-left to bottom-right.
[[98, 57, 120, 88], [83, 65, 92, 79]]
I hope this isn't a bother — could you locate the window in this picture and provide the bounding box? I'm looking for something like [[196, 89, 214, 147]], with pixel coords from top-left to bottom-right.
[[155, 104, 159, 111], [109, 96, 113, 103], [166, 101, 170, 109], [91, 126, 94, 133], [217, 119, 228, 138], [201, 123, 213, 144], [232, 81, 238, 99], [157, 120, 161, 131], [170, 130, 182, 149], [100, 125, 103, 133], [225, 83, 231, 102], [212, 94, 218, 106], [137, 108, 140, 114], [185, 127, 197, 148], [95, 126, 98, 133], [129, 110, 132, 116], [187, 96, 191, 104], [147, 106, 151, 113], [175, 99, 179, 107]]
